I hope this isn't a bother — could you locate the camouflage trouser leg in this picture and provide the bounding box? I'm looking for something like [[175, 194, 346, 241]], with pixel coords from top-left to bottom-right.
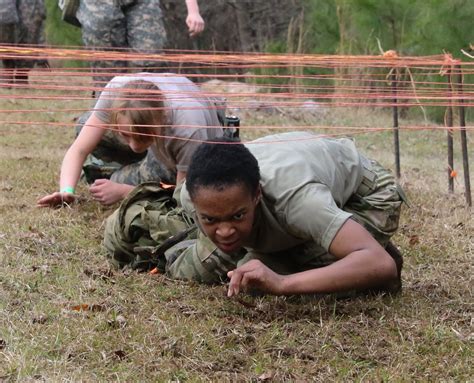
[[81, 145, 173, 186], [16, 0, 46, 69], [110, 149, 175, 185], [125, 0, 167, 71], [165, 158, 405, 282], [0, 24, 16, 44], [344, 157, 405, 247], [77, 0, 167, 89], [17, 0, 46, 46], [77, 0, 128, 88], [0, 25, 18, 73]]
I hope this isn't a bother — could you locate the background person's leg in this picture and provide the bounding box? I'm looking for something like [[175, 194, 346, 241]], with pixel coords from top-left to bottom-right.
[[125, 0, 168, 71], [15, 0, 47, 82], [0, 24, 18, 87], [76, 0, 128, 92]]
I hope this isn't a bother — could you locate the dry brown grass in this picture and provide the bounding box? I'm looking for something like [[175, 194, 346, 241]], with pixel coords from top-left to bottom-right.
[[0, 83, 472, 381]]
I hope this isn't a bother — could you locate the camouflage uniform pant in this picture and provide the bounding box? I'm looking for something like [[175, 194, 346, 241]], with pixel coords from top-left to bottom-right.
[[166, 157, 406, 283], [0, 24, 16, 73], [0, 0, 46, 71], [77, 0, 168, 89], [76, 112, 175, 185], [16, 0, 47, 69]]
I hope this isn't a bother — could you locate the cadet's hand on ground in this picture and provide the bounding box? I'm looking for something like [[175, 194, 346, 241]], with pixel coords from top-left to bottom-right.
[[37, 191, 76, 208], [227, 259, 285, 297], [89, 179, 132, 205], [186, 13, 205, 37]]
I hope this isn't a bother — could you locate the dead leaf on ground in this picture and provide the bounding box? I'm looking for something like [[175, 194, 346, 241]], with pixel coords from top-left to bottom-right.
[[70, 303, 106, 312], [258, 371, 275, 381], [409, 235, 420, 245]]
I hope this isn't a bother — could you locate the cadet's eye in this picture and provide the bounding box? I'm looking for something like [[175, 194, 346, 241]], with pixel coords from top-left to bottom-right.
[[200, 216, 215, 224], [233, 212, 245, 220]]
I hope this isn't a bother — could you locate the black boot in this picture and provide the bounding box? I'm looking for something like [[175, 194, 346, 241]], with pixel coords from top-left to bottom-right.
[[14, 69, 29, 85]]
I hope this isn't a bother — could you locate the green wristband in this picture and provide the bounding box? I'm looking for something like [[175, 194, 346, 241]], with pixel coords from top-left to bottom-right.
[[60, 186, 75, 194]]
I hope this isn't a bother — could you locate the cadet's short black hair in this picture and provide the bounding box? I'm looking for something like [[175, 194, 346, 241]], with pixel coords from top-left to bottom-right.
[[186, 137, 260, 200]]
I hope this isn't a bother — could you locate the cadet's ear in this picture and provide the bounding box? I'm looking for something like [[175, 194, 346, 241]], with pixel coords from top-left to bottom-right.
[[254, 185, 262, 205]]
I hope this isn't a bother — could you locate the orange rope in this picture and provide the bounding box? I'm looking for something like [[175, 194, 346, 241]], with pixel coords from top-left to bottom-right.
[[1, 45, 473, 143]]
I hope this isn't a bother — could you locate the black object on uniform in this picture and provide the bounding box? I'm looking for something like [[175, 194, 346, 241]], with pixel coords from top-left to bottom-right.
[[225, 115, 240, 138]]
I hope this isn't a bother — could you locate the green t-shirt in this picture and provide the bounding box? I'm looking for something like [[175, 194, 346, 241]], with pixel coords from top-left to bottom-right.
[[182, 131, 364, 253]]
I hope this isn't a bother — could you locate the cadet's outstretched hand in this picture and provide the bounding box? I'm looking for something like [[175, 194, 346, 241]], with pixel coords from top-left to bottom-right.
[[89, 179, 133, 206], [227, 259, 285, 297], [37, 191, 76, 208]]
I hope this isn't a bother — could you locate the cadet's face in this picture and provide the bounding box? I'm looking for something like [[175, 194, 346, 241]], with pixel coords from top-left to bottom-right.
[[116, 114, 153, 153], [192, 183, 260, 254]]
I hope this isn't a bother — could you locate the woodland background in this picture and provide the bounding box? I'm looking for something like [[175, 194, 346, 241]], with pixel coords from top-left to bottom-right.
[[45, 0, 473, 58]]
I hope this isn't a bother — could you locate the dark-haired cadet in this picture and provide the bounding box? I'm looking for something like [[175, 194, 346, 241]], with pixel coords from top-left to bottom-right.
[[168, 131, 406, 297]]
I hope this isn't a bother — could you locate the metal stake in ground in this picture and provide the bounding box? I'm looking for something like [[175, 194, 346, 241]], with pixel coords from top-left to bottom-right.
[[456, 65, 472, 207], [391, 71, 400, 178], [446, 68, 454, 193]]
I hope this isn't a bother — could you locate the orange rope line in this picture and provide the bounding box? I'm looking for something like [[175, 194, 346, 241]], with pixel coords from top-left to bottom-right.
[[1, 76, 472, 96], [2, 120, 472, 133], [1, 46, 472, 137], [1, 79, 473, 102], [1, 45, 472, 66]]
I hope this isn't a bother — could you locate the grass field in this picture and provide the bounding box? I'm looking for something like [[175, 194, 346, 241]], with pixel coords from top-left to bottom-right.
[[0, 78, 472, 381]]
